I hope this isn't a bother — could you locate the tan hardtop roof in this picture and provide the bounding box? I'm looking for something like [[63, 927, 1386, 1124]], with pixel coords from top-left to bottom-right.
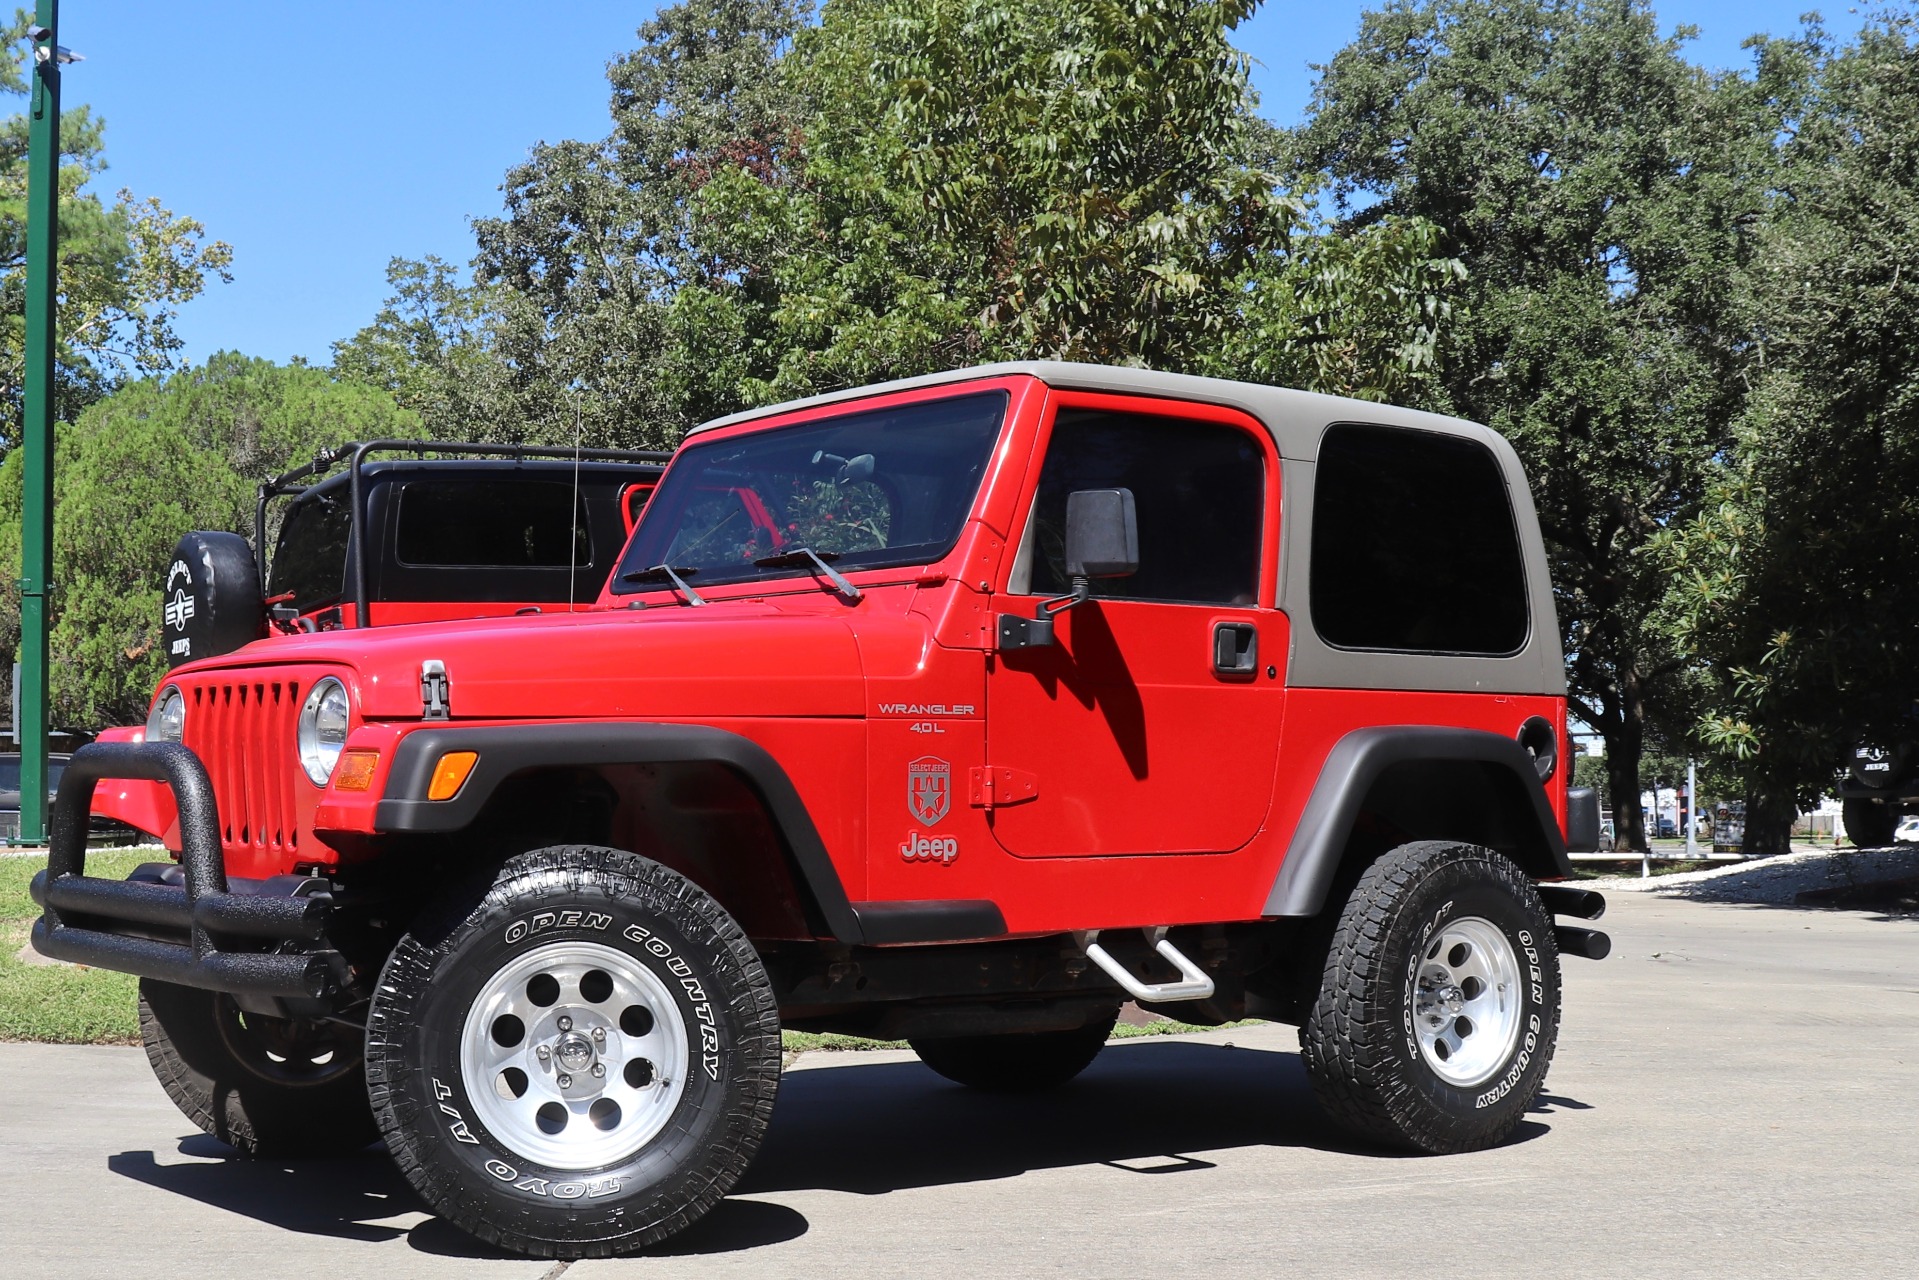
[[691, 361, 1564, 697], [689, 361, 1507, 462]]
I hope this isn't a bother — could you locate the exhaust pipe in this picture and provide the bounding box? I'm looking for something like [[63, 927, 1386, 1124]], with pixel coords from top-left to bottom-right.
[[1537, 883, 1606, 920], [1554, 924, 1611, 961]]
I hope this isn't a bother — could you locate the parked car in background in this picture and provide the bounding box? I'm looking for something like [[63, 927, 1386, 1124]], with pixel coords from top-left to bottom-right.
[[160, 440, 671, 669], [1895, 815, 1919, 845], [0, 754, 140, 845], [99, 442, 671, 846], [1598, 819, 1616, 852], [1655, 817, 1676, 838]]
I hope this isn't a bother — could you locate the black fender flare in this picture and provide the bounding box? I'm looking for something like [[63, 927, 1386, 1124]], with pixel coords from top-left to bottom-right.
[[376, 722, 874, 942], [1262, 726, 1573, 918]]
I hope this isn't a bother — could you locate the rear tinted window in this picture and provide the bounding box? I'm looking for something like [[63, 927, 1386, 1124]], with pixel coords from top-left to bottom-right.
[[1310, 424, 1529, 655], [396, 481, 591, 569], [267, 489, 351, 611]]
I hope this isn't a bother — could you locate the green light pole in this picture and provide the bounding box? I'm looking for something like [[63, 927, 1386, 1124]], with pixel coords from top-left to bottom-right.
[[17, 3, 67, 844]]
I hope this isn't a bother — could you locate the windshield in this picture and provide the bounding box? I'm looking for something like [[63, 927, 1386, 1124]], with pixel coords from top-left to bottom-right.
[[612, 390, 1008, 594], [268, 487, 351, 612]]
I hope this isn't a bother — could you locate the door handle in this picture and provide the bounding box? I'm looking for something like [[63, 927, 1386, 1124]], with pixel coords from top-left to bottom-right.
[[1213, 622, 1257, 675]]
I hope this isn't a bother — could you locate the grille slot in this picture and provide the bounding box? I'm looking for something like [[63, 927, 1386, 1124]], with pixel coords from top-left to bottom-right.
[[186, 679, 302, 859]]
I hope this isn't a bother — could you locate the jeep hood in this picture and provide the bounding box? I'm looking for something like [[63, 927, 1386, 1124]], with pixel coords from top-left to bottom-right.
[[180, 604, 865, 720]]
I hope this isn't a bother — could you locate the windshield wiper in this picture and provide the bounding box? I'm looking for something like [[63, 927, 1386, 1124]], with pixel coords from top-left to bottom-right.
[[620, 564, 707, 606], [752, 546, 862, 602]]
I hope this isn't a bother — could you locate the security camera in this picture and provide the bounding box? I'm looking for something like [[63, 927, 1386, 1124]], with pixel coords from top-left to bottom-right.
[[25, 24, 50, 40]]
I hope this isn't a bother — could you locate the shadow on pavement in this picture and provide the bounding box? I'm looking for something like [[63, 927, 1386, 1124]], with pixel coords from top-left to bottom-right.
[[740, 1039, 1551, 1197], [108, 1137, 805, 1260], [105, 1039, 1563, 1258], [108, 1143, 416, 1245]]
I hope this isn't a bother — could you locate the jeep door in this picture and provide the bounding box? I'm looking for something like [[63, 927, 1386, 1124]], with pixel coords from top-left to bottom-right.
[[985, 393, 1287, 857]]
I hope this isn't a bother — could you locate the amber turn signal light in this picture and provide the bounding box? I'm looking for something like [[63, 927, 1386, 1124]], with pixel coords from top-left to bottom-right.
[[428, 750, 480, 801], [333, 749, 381, 792]]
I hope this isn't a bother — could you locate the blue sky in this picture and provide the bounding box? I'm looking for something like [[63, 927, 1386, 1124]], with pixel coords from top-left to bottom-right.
[[48, 1, 1843, 370]]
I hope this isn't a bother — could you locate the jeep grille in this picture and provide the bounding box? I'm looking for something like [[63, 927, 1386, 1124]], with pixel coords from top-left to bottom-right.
[[183, 680, 302, 858]]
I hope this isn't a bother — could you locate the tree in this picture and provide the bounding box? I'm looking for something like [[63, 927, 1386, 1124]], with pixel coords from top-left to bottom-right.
[[0, 355, 420, 728], [1290, 0, 1801, 851], [331, 256, 510, 438], [0, 11, 232, 446], [1653, 12, 1919, 852], [675, 0, 1465, 409], [460, 0, 814, 447], [356, 0, 1466, 445]]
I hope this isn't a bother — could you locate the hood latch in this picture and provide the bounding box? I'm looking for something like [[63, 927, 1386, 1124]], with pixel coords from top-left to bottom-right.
[[420, 660, 450, 720]]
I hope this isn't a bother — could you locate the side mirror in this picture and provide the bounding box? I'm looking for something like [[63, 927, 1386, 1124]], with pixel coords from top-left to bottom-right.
[[1064, 488, 1138, 579], [997, 488, 1139, 651]]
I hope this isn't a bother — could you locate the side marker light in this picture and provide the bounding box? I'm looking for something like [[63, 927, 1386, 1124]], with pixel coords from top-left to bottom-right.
[[428, 751, 480, 801], [333, 750, 381, 792]]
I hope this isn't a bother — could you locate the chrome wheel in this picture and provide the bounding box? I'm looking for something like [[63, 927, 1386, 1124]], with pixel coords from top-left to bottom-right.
[[1410, 915, 1523, 1087], [460, 939, 690, 1169]]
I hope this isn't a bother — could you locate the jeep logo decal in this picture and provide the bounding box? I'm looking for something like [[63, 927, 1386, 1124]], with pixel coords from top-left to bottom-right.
[[909, 756, 951, 826]]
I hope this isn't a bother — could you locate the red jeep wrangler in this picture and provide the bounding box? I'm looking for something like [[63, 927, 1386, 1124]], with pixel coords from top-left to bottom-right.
[[35, 364, 1606, 1259]]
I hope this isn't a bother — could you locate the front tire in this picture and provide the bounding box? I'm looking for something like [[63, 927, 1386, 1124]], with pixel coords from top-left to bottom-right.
[[138, 979, 378, 1157], [910, 1009, 1119, 1092], [1844, 798, 1897, 848], [1300, 840, 1560, 1154], [365, 846, 780, 1259]]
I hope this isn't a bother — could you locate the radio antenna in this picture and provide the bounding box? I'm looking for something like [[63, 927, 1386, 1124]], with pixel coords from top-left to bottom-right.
[[568, 397, 584, 613]]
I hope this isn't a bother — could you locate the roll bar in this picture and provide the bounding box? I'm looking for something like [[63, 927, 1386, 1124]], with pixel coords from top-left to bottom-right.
[[252, 439, 672, 628]]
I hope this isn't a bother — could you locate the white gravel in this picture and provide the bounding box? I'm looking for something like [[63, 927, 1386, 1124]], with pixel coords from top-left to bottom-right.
[[1584, 845, 1919, 905]]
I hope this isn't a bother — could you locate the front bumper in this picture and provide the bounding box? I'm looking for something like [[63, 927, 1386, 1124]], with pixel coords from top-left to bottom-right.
[[30, 741, 343, 1000]]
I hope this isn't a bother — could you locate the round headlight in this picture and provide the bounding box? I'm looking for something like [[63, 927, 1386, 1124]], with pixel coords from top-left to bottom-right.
[[297, 677, 351, 785], [146, 686, 185, 743]]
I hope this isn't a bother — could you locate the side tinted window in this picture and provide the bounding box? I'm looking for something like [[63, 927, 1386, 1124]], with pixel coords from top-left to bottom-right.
[[1310, 424, 1528, 655], [396, 481, 591, 569], [1026, 408, 1264, 606], [267, 489, 351, 612]]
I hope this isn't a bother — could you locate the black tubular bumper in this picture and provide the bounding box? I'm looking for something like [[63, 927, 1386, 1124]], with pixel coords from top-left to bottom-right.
[[29, 742, 343, 1000]]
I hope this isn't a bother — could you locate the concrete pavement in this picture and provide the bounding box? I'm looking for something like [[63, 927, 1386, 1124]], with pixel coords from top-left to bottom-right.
[[4, 891, 1916, 1279]]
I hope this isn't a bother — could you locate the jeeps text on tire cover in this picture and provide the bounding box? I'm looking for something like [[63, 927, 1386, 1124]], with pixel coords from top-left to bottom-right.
[[35, 363, 1609, 1260]]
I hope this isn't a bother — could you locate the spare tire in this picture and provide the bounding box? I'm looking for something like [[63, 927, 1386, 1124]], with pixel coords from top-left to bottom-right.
[[1849, 742, 1911, 790], [163, 532, 264, 668]]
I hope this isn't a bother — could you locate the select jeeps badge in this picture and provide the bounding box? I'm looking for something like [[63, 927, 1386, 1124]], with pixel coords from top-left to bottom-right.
[[908, 756, 951, 826], [902, 756, 959, 863]]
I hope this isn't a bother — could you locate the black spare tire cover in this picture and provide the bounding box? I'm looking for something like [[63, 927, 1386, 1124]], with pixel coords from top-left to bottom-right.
[[1849, 742, 1911, 790], [164, 532, 264, 668]]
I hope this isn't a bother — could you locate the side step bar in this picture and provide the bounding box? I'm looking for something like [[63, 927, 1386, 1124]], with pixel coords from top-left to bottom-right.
[[1077, 928, 1216, 1003]]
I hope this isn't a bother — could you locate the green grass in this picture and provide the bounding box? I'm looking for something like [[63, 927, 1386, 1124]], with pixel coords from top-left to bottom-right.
[[0, 852, 155, 1045], [1109, 1017, 1263, 1038]]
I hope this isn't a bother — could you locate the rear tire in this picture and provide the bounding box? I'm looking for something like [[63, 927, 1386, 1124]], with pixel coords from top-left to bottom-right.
[[1299, 840, 1559, 1154], [1844, 798, 1897, 848], [910, 1010, 1119, 1092], [138, 978, 378, 1157]]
